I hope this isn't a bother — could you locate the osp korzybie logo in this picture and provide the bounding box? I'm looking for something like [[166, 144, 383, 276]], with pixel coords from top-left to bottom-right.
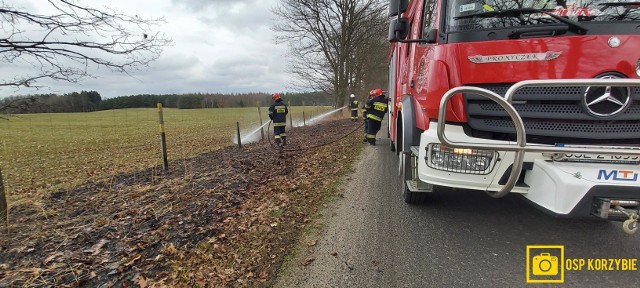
[[526, 245, 638, 283]]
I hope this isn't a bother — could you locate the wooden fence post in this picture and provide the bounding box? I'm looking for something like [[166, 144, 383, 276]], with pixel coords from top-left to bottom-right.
[[303, 111, 306, 127], [157, 103, 168, 171], [1, 167, 8, 233], [236, 122, 242, 149], [288, 101, 293, 127], [258, 107, 265, 142]]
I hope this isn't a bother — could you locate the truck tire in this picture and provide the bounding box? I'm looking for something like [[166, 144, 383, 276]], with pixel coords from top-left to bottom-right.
[[400, 152, 427, 204], [397, 135, 427, 204], [395, 117, 403, 156], [389, 119, 395, 152]]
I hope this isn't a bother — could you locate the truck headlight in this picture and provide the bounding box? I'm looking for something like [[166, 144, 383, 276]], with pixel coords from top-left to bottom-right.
[[427, 144, 497, 174]]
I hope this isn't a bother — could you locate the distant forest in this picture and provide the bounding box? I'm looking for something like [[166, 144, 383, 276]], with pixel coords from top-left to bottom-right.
[[0, 91, 334, 114]]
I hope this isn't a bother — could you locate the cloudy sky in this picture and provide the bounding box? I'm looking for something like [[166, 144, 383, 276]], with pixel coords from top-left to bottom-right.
[[0, 0, 291, 99]]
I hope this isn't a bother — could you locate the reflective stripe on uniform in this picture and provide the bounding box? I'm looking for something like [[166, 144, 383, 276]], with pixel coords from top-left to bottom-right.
[[273, 123, 286, 127], [373, 102, 387, 111], [366, 134, 376, 139], [279, 133, 286, 137], [275, 135, 281, 139], [367, 114, 382, 121]]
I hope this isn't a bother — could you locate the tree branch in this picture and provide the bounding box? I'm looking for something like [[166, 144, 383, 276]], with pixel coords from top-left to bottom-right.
[[0, 0, 171, 89]]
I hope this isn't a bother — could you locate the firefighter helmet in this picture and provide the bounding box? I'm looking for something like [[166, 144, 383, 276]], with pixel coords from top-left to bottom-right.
[[272, 93, 281, 101], [350, 94, 355, 98], [370, 88, 383, 97]]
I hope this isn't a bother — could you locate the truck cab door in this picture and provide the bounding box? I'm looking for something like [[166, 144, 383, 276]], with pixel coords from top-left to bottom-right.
[[411, 0, 440, 98]]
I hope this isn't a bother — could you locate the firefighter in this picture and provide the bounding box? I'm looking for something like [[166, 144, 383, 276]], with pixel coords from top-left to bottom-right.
[[268, 93, 289, 147], [362, 91, 374, 142], [349, 94, 358, 121], [365, 88, 388, 145]]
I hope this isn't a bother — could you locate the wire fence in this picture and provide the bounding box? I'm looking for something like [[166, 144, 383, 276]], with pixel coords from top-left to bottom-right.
[[0, 105, 340, 201]]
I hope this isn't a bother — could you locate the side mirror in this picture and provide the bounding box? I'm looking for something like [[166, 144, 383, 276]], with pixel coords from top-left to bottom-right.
[[388, 18, 409, 42], [426, 29, 438, 44], [388, 0, 409, 17]]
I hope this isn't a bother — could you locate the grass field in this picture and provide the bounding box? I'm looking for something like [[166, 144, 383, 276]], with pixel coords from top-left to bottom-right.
[[0, 106, 334, 201]]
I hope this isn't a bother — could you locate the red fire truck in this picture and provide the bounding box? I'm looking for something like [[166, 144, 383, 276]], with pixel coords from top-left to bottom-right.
[[386, 0, 640, 233]]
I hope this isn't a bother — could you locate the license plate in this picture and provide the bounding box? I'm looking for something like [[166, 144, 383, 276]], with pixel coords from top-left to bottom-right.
[[555, 153, 640, 164]]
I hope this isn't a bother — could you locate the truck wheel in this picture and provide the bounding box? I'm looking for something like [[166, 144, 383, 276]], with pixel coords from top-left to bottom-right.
[[388, 120, 394, 151], [395, 125, 402, 156], [400, 152, 427, 204]]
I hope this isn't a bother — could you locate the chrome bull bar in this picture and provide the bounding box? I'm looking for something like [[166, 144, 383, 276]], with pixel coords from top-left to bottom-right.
[[437, 79, 640, 198]]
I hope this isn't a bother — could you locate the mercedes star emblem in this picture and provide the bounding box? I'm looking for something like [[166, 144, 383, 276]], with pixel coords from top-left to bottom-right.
[[608, 36, 621, 48], [582, 75, 632, 118]]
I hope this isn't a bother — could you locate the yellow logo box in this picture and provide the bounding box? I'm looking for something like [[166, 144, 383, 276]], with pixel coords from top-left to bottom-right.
[[526, 245, 565, 284]]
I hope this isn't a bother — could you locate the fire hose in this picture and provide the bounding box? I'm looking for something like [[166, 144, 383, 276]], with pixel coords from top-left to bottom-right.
[[266, 119, 364, 152]]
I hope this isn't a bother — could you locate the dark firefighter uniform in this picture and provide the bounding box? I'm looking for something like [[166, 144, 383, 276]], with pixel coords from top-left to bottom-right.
[[269, 93, 289, 146], [362, 93, 373, 142], [365, 89, 388, 145], [349, 95, 358, 121]]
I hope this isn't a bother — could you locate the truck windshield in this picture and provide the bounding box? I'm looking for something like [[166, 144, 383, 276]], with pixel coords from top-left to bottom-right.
[[447, 0, 640, 32]]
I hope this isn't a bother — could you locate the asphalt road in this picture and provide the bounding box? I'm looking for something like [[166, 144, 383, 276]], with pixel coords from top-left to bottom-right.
[[276, 129, 640, 287]]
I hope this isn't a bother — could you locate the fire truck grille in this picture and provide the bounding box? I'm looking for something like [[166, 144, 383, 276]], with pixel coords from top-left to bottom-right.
[[464, 84, 640, 143]]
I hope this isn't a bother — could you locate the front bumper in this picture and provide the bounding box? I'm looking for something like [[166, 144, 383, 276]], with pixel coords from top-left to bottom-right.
[[417, 122, 640, 217]]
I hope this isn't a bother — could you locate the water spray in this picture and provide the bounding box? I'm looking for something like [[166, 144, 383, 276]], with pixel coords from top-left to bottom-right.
[[303, 107, 346, 126], [232, 121, 271, 145], [234, 106, 347, 145]]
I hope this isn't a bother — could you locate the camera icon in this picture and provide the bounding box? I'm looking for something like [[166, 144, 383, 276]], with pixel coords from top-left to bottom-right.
[[532, 253, 559, 276]]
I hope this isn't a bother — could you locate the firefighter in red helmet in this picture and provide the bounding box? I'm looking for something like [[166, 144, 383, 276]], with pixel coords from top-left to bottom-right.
[[269, 93, 289, 146], [364, 88, 388, 145], [362, 90, 375, 142]]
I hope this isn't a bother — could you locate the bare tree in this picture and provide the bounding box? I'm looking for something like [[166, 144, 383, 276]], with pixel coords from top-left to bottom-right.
[[0, 95, 35, 118], [348, 7, 388, 101], [0, 0, 171, 91], [272, 0, 388, 107]]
